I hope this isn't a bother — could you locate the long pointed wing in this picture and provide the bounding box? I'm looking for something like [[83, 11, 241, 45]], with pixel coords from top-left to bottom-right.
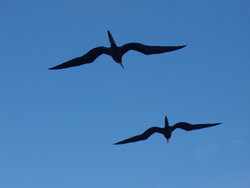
[[114, 127, 162, 145], [172, 122, 221, 131], [49, 46, 111, 70], [120, 43, 186, 56]]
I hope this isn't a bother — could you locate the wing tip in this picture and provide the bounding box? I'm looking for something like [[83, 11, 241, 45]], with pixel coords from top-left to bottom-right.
[[48, 67, 56, 70], [48, 64, 64, 70], [215, 122, 222, 125], [180, 45, 187, 49], [48, 64, 70, 70]]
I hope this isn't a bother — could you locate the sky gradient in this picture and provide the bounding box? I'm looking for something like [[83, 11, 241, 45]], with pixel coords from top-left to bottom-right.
[[0, 0, 250, 187]]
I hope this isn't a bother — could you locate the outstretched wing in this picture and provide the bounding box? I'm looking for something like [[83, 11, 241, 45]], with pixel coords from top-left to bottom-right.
[[172, 122, 221, 131], [49, 46, 111, 70], [120, 43, 186, 56], [114, 127, 162, 145]]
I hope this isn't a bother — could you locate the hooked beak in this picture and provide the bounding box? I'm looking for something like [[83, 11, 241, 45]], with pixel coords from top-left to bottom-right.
[[167, 138, 170, 143], [118, 62, 124, 69]]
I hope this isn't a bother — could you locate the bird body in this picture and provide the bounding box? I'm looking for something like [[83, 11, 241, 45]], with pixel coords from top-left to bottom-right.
[[114, 116, 221, 145], [49, 31, 186, 69], [109, 46, 123, 64]]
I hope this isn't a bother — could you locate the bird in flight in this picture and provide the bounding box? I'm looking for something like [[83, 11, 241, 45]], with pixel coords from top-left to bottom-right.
[[114, 116, 221, 145], [49, 31, 186, 70]]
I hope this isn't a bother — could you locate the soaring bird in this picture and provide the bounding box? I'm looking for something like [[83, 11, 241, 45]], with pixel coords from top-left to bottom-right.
[[114, 116, 221, 145], [49, 31, 186, 69]]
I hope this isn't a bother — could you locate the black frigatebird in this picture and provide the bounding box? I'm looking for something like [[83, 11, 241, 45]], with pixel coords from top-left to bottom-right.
[[49, 31, 186, 69], [114, 116, 221, 145]]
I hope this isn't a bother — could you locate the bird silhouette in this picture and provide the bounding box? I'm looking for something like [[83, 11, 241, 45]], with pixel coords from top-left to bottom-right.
[[114, 116, 221, 145], [49, 31, 186, 69]]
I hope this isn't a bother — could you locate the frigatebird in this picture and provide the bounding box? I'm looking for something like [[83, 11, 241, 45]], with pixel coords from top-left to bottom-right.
[[49, 31, 186, 69], [114, 116, 221, 145]]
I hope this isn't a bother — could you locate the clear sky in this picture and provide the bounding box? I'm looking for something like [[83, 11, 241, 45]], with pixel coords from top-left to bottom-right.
[[0, 0, 250, 187]]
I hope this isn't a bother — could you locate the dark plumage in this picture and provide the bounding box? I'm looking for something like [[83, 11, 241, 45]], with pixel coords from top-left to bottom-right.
[[114, 116, 221, 145], [49, 31, 186, 69]]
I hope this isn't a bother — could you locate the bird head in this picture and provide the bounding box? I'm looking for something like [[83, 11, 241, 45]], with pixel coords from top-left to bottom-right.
[[164, 132, 172, 143], [118, 62, 124, 69], [113, 56, 124, 69]]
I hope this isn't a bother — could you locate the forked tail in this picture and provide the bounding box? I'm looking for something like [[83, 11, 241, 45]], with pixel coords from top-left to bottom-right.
[[165, 115, 170, 127], [107, 30, 117, 47]]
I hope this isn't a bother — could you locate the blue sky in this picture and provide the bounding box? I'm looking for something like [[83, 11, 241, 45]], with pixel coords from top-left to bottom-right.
[[0, 0, 250, 187]]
